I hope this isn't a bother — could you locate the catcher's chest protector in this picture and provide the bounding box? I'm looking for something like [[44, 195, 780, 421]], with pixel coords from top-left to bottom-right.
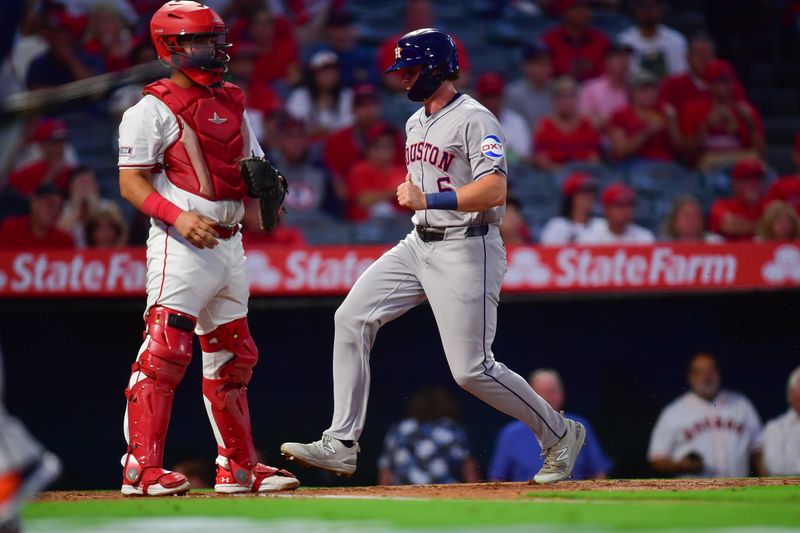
[[145, 79, 248, 201]]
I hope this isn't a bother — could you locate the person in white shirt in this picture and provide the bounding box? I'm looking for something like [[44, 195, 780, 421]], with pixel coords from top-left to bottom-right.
[[287, 50, 354, 137], [475, 72, 531, 163], [618, 0, 688, 78], [761, 367, 800, 476], [648, 352, 764, 478], [578, 182, 655, 244], [540, 172, 599, 244]]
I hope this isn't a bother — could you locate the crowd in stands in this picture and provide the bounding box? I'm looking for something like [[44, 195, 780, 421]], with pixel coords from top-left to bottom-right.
[[375, 357, 800, 484], [2, 0, 800, 249]]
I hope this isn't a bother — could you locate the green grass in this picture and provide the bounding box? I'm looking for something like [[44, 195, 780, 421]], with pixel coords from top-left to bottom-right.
[[24, 486, 800, 531]]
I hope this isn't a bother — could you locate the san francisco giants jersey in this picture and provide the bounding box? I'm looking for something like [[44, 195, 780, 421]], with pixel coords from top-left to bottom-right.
[[405, 94, 507, 228]]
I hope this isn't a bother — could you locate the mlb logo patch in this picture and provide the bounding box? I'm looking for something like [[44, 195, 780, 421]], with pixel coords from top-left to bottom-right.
[[119, 146, 133, 157], [480, 135, 504, 160]]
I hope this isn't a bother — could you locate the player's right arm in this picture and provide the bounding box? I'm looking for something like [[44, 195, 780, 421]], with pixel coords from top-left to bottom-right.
[[119, 169, 219, 249], [118, 96, 219, 249]]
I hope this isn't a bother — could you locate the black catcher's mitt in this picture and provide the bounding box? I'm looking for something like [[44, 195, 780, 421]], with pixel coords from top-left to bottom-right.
[[239, 156, 288, 231]]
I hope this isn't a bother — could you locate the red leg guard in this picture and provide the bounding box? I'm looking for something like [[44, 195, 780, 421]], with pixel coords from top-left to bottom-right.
[[199, 317, 259, 476], [123, 306, 195, 486]]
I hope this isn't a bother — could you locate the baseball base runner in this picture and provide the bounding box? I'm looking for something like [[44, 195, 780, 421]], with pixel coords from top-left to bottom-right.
[[281, 28, 585, 484]]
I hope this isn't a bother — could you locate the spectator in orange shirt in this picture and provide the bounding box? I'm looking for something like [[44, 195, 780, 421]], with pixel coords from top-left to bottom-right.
[[323, 85, 404, 183], [7, 118, 75, 197], [377, 0, 471, 92], [679, 60, 765, 170], [533, 77, 601, 171], [659, 33, 746, 113], [756, 201, 800, 242], [608, 71, 682, 163], [709, 158, 767, 240], [0, 183, 75, 249], [345, 123, 407, 222], [542, 0, 611, 82], [765, 133, 800, 213]]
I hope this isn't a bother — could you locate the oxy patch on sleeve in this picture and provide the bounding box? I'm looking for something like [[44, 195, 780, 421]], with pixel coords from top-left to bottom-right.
[[480, 134, 504, 160]]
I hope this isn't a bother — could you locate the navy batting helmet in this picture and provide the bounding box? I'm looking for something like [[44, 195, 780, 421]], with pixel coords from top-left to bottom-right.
[[385, 28, 459, 102]]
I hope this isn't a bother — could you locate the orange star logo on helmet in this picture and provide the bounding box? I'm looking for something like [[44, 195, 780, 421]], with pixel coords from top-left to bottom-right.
[[395, 47, 402, 60]]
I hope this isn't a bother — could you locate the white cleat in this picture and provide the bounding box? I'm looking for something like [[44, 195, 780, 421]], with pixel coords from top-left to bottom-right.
[[532, 416, 586, 484], [280, 434, 359, 477]]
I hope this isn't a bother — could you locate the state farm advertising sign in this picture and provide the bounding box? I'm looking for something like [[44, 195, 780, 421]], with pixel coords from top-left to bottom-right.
[[0, 243, 799, 298]]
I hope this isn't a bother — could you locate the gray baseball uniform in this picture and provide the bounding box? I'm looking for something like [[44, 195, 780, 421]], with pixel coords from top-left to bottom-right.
[[325, 94, 567, 449], [0, 344, 42, 474]]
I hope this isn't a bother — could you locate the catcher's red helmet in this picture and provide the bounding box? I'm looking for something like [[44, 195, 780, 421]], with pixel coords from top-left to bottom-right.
[[150, 1, 231, 87]]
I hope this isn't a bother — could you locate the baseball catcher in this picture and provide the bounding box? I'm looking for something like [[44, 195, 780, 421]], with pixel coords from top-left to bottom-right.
[[116, 1, 297, 496]]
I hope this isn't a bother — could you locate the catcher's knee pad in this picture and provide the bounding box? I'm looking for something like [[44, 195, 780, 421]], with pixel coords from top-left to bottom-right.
[[199, 317, 259, 468], [124, 306, 196, 482]]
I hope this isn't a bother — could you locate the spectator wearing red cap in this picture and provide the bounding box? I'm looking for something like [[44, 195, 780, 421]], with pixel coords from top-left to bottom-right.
[[679, 60, 764, 169], [540, 172, 600, 244], [378, 0, 471, 93], [269, 118, 340, 218], [345, 124, 407, 222], [541, 0, 611, 82], [579, 182, 655, 244], [476, 72, 531, 162], [0, 183, 75, 249], [505, 43, 555, 129], [287, 50, 354, 139], [618, 0, 688, 79], [578, 42, 633, 128], [7, 118, 75, 196], [608, 71, 682, 162], [241, 8, 301, 88], [764, 133, 800, 214], [709, 158, 767, 240], [659, 33, 746, 113], [660, 195, 723, 243], [324, 85, 404, 185], [533, 77, 601, 171]]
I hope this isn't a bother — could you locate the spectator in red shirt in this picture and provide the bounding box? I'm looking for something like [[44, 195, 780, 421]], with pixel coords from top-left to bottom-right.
[[0, 183, 75, 249], [7, 118, 75, 196], [243, 8, 301, 88], [709, 158, 767, 240], [533, 77, 601, 170], [345, 123, 407, 222], [608, 71, 682, 163], [542, 0, 611, 82], [756, 201, 800, 241], [659, 33, 747, 115], [81, 4, 133, 73], [765, 133, 800, 213], [680, 60, 765, 170], [323, 84, 404, 184], [378, 0, 471, 92]]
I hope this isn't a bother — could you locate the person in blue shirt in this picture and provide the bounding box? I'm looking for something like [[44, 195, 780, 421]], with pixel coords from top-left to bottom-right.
[[489, 369, 611, 481]]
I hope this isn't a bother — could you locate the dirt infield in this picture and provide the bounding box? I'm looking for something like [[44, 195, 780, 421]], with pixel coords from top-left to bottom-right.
[[37, 477, 800, 502]]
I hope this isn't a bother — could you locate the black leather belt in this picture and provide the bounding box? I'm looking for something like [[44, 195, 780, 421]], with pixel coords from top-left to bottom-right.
[[415, 225, 489, 242]]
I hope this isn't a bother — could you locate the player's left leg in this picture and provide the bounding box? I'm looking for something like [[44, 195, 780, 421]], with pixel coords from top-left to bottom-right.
[[198, 237, 298, 494], [422, 227, 584, 482]]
